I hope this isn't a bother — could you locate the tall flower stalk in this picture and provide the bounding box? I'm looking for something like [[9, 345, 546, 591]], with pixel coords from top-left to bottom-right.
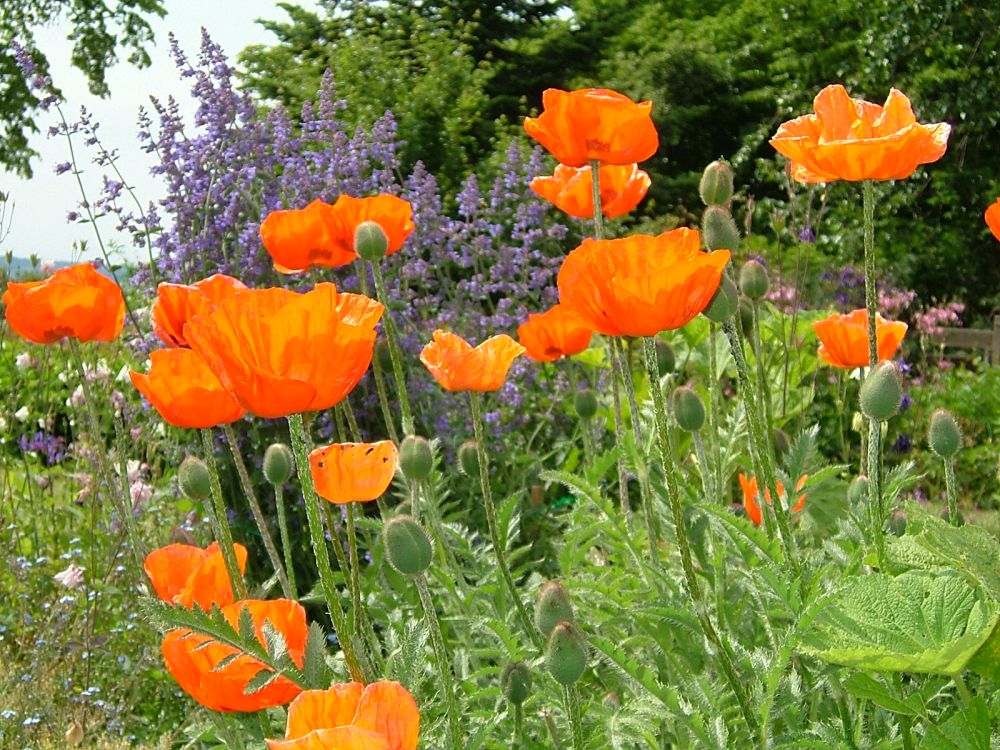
[[198, 429, 249, 600]]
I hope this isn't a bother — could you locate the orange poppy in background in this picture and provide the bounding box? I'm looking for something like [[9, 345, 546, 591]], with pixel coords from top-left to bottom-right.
[[161, 599, 306, 713], [770, 85, 950, 183], [184, 284, 382, 419], [530, 163, 650, 219], [130, 348, 246, 428], [739, 473, 808, 527], [260, 195, 414, 274], [517, 304, 593, 362], [812, 309, 907, 369], [986, 198, 1000, 241], [309, 441, 399, 504], [420, 330, 525, 392], [144, 541, 248, 610], [557, 229, 730, 338], [2, 262, 125, 344], [524, 88, 659, 168], [267, 681, 419, 750], [152, 274, 248, 348]]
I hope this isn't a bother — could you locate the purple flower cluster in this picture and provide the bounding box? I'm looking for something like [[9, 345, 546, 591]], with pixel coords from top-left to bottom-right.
[[820, 266, 866, 309], [18, 431, 67, 466], [914, 302, 965, 336]]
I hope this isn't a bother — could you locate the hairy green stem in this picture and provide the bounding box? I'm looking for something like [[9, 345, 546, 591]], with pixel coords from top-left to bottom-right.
[[564, 685, 585, 750], [608, 341, 634, 528], [944, 459, 959, 526], [369, 261, 415, 435], [346, 503, 365, 636], [868, 417, 886, 566], [707, 324, 724, 504], [692, 431, 715, 503], [415, 574, 462, 750], [272, 482, 298, 598], [589, 159, 605, 240], [863, 181, 878, 368], [198, 429, 248, 600]]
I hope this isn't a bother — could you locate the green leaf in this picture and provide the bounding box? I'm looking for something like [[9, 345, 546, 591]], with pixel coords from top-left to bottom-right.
[[966, 621, 1000, 683], [589, 634, 680, 711], [797, 570, 998, 675], [301, 621, 332, 688], [841, 672, 924, 716], [917, 697, 990, 750]]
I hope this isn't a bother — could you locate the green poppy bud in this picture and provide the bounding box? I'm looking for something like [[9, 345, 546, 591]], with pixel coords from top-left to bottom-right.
[[375, 340, 393, 371], [887, 509, 907, 537], [739, 260, 769, 300], [702, 205, 740, 252], [534, 580, 574, 638], [383, 515, 433, 575], [847, 475, 869, 507], [702, 275, 738, 322], [574, 389, 599, 420], [178, 456, 211, 501], [738, 298, 754, 341], [458, 440, 480, 477], [263, 443, 294, 485], [399, 435, 433, 482], [939, 507, 965, 526], [860, 362, 903, 421], [672, 386, 706, 432], [771, 427, 790, 457], [545, 621, 587, 685], [655, 339, 676, 375], [501, 661, 532, 706], [928, 408, 961, 458], [699, 160, 735, 206], [354, 220, 389, 262]]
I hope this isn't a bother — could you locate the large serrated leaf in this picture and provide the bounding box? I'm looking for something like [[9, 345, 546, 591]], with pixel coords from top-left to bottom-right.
[[797, 570, 998, 675]]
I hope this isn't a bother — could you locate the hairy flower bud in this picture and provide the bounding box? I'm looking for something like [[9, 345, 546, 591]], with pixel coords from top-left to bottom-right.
[[847, 475, 869, 507], [739, 260, 769, 300], [699, 160, 735, 206], [702, 205, 740, 252], [655, 339, 676, 375], [263, 443, 294, 485], [574, 389, 599, 420], [178, 456, 211, 501], [672, 386, 706, 432], [888, 509, 907, 536], [928, 408, 961, 458], [534, 580, 574, 638], [383, 515, 433, 575], [458, 440, 480, 476], [860, 362, 903, 421], [702, 275, 738, 322], [501, 661, 532, 705], [354, 220, 389, 262], [400, 435, 433, 482], [738, 298, 754, 341], [545, 621, 587, 685]]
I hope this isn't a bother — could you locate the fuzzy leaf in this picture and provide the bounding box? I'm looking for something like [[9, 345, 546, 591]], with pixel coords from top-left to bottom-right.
[[966, 621, 1000, 683], [301, 621, 332, 688], [917, 697, 990, 750], [589, 634, 679, 711]]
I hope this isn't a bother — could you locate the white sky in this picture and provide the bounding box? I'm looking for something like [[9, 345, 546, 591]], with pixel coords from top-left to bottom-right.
[[0, 0, 319, 264]]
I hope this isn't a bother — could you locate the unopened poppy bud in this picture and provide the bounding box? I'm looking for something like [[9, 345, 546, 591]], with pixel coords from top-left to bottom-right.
[[772, 427, 790, 457], [770, 211, 787, 234], [574, 389, 599, 420], [739, 260, 769, 300], [263, 443, 294, 485], [699, 160, 735, 206], [545, 621, 587, 685], [928, 408, 961, 457], [383, 515, 433, 575], [375, 340, 393, 371], [939, 507, 965, 526], [400, 435, 433, 482], [355, 220, 389, 262], [888, 509, 907, 536], [738, 298, 754, 340], [672, 386, 705, 432], [65, 721, 84, 747], [535, 580, 574, 638], [655, 339, 676, 375], [501, 661, 532, 705], [458, 440, 480, 476], [702, 205, 740, 252], [178, 456, 211, 500], [848, 475, 869, 506], [860, 362, 903, 421], [702, 275, 738, 322]]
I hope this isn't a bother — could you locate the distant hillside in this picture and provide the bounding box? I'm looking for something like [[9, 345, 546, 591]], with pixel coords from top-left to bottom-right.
[[1, 257, 73, 280]]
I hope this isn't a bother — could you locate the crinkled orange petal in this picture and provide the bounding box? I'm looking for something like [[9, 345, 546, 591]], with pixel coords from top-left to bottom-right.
[[984, 198, 1000, 242], [352, 681, 420, 750], [530, 163, 650, 219], [738, 473, 762, 526], [517, 304, 593, 363], [309, 441, 400, 504], [812, 309, 907, 369], [152, 274, 248, 348], [284, 685, 365, 740], [420, 330, 525, 392], [330, 195, 415, 257], [267, 727, 390, 750], [144, 544, 210, 604], [175, 542, 248, 610], [336, 292, 386, 329], [260, 199, 355, 273]]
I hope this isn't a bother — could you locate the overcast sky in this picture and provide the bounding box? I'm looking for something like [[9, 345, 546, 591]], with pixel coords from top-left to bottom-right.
[[1, 0, 319, 265]]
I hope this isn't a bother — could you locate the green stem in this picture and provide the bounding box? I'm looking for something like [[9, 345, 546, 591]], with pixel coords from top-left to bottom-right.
[[580, 417, 596, 469], [953, 672, 973, 707], [944, 459, 959, 526], [608, 340, 634, 529], [286, 413, 368, 682], [198, 429, 248, 600], [564, 685, 584, 750], [707, 324, 724, 504], [750, 301, 775, 455], [863, 180, 878, 368], [692, 431, 714, 503], [469, 393, 542, 650], [346, 503, 365, 636], [513, 703, 523, 747], [272, 482, 298, 598], [222, 423, 292, 598], [369, 261, 415, 435], [868, 418, 885, 567], [589, 159, 605, 240], [415, 574, 462, 750]]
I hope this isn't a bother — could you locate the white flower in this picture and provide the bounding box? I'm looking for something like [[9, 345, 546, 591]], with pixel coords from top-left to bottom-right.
[[41, 259, 56, 276], [66, 385, 85, 409], [53, 563, 85, 590], [14, 406, 29, 422], [14, 353, 33, 369], [0, 416, 6, 432], [115, 365, 131, 383]]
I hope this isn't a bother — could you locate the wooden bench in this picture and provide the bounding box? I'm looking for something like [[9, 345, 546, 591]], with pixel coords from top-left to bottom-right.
[[926, 315, 1000, 364]]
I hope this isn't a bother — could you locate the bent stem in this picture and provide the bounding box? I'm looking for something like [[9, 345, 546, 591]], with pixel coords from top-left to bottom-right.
[[469, 392, 542, 650], [286, 413, 368, 682], [198, 429, 248, 600], [369, 261, 415, 435], [415, 574, 462, 750], [641, 336, 760, 740]]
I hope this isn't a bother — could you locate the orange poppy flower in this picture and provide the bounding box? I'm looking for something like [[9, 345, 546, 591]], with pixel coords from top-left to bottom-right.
[[260, 195, 414, 274], [143, 541, 248, 610], [419, 330, 525, 392], [162, 599, 306, 713], [152, 274, 248, 348], [517, 304, 593, 362], [770, 85, 950, 183], [184, 284, 382, 419], [130, 348, 246, 428], [812, 309, 907, 369], [267, 681, 419, 750], [557, 229, 730, 338], [530, 163, 650, 219], [524, 88, 659, 168], [309, 441, 399, 504], [986, 198, 1000, 242], [738, 473, 808, 526], [2, 262, 125, 344]]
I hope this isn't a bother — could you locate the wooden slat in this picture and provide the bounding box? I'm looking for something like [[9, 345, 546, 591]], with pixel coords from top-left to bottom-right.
[[927, 315, 1000, 364]]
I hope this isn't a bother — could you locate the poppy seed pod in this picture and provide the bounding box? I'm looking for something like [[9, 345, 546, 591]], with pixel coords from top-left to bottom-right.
[[738, 298, 755, 341], [702, 275, 738, 322], [655, 339, 676, 375], [860, 362, 903, 421], [178, 456, 211, 501], [928, 408, 962, 457], [545, 621, 587, 685], [383, 516, 433, 576], [535, 580, 575, 638], [739, 260, 770, 300], [847, 475, 869, 506], [263, 443, 294, 485], [458, 440, 480, 476], [672, 386, 706, 432], [501, 661, 532, 706], [574, 389, 599, 420], [702, 205, 740, 252], [699, 160, 735, 206], [354, 220, 390, 262], [399, 435, 434, 482]]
